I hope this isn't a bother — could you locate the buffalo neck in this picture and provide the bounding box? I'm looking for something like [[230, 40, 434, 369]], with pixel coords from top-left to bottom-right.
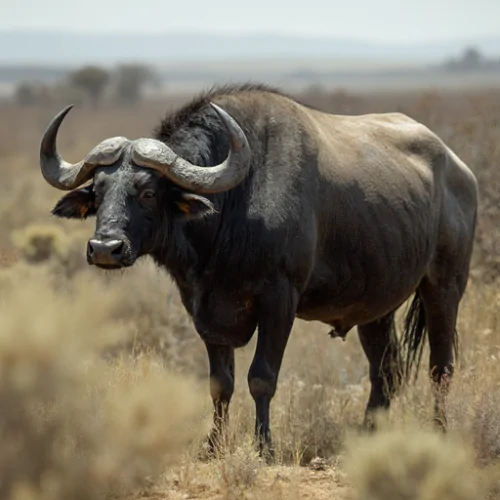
[[149, 117, 252, 288]]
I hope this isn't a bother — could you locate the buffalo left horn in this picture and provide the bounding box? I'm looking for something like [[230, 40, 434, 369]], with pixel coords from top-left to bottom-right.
[[39, 104, 129, 190], [131, 103, 251, 194]]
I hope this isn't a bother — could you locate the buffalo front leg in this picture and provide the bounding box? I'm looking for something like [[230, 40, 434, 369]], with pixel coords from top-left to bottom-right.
[[247, 279, 299, 461], [205, 342, 235, 457], [358, 311, 402, 429]]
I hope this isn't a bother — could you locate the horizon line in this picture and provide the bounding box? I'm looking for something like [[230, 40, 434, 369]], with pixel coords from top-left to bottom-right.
[[0, 27, 499, 46]]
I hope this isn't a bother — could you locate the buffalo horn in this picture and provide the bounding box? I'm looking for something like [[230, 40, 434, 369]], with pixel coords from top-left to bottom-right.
[[39, 105, 129, 190], [131, 103, 251, 194]]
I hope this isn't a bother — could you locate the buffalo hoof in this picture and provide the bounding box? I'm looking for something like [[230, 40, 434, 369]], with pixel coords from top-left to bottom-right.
[[255, 438, 275, 465], [197, 432, 227, 462], [261, 447, 275, 465], [362, 412, 378, 432]]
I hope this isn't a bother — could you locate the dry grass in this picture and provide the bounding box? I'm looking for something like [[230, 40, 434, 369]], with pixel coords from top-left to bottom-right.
[[0, 85, 500, 499], [344, 423, 481, 500], [0, 277, 207, 500]]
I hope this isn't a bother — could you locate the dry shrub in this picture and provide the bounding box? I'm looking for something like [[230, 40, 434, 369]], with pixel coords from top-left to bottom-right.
[[10, 222, 90, 283], [95, 262, 205, 372], [470, 389, 500, 466], [210, 346, 361, 467], [345, 425, 481, 500], [0, 278, 207, 500], [11, 223, 70, 263], [272, 374, 350, 465], [218, 443, 262, 499], [218, 326, 369, 467], [446, 356, 500, 468], [6, 222, 207, 374]]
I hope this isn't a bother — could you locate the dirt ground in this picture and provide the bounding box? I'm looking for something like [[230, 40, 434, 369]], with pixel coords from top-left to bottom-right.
[[127, 462, 352, 500]]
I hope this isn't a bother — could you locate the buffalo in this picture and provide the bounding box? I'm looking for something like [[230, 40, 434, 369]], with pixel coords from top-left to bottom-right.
[[39, 83, 478, 458]]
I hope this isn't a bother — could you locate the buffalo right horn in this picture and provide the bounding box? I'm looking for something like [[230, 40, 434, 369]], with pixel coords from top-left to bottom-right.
[[131, 103, 251, 194], [39, 105, 129, 190]]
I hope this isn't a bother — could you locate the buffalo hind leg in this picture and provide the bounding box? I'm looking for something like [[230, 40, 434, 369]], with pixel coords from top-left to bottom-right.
[[358, 311, 402, 429], [418, 276, 461, 431], [204, 343, 235, 457], [247, 278, 299, 462]]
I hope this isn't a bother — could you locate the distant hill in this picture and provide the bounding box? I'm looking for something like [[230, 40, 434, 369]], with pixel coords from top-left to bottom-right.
[[1, 29, 500, 65]]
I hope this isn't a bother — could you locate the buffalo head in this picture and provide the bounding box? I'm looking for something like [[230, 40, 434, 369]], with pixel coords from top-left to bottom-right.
[[39, 104, 251, 269]]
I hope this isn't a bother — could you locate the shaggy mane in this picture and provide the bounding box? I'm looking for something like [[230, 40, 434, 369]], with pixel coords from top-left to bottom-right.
[[152, 82, 295, 141]]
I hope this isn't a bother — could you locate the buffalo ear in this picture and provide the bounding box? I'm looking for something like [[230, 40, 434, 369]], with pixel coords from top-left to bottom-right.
[[175, 193, 216, 220], [51, 185, 97, 219]]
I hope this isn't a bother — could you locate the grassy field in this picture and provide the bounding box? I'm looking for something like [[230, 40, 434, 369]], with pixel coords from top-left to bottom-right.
[[1, 85, 500, 499]]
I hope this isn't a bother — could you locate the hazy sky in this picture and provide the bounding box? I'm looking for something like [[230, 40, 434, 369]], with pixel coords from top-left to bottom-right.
[[2, 0, 500, 42]]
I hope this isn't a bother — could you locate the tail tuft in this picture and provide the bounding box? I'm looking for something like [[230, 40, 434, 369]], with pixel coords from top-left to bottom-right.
[[401, 293, 428, 382]]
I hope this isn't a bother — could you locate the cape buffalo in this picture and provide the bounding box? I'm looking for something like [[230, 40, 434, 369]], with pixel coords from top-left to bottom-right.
[[39, 83, 478, 458]]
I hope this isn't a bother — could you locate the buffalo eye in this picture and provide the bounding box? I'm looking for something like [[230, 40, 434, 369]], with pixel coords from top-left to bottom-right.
[[140, 189, 156, 200], [92, 184, 104, 206]]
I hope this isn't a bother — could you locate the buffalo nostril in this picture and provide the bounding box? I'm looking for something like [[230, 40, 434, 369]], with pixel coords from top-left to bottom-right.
[[109, 240, 124, 257]]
